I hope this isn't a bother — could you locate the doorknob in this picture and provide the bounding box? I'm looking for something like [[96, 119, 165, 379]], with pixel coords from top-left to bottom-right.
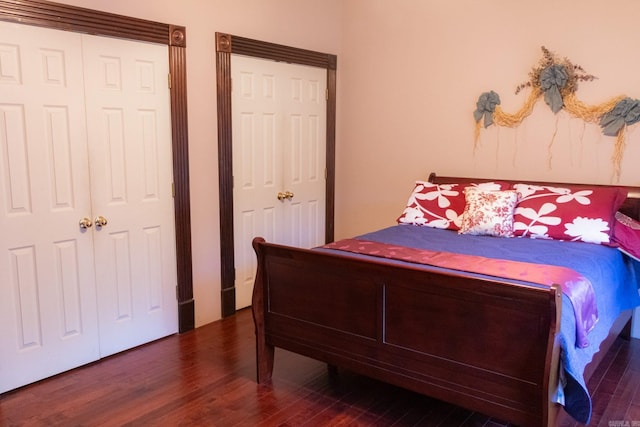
[[79, 217, 93, 229], [277, 191, 294, 201], [95, 216, 108, 227]]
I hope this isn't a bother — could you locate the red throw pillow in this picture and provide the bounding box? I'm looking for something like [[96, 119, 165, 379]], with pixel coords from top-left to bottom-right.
[[612, 211, 640, 261], [397, 181, 509, 230], [512, 183, 627, 244]]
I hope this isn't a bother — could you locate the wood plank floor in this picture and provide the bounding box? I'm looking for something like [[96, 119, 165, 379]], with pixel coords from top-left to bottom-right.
[[1, 308, 639, 426]]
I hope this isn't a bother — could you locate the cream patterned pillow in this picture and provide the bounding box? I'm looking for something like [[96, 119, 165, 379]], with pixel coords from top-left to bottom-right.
[[459, 188, 519, 237]]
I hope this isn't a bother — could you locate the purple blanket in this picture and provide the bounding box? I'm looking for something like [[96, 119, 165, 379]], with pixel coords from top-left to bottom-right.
[[324, 238, 598, 348]]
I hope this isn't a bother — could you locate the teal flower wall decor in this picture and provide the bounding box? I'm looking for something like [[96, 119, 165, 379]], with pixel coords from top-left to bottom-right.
[[473, 91, 501, 128], [600, 98, 640, 137], [539, 64, 568, 114]]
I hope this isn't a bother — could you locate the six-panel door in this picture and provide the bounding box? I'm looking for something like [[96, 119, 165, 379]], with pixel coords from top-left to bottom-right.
[[231, 55, 327, 310], [0, 21, 178, 393]]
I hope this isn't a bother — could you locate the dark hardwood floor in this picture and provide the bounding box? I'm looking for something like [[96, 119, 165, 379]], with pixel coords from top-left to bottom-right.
[[1, 308, 639, 426]]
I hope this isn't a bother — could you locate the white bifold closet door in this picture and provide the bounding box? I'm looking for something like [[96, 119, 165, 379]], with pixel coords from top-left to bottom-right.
[[231, 54, 327, 310], [0, 21, 177, 394]]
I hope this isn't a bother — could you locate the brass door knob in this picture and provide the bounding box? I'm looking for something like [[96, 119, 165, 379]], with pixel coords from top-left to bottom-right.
[[277, 191, 294, 201], [79, 217, 93, 229], [95, 216, 108, 227]]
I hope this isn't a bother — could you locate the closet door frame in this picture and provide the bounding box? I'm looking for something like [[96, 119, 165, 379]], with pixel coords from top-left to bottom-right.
[[0, 0, 194, 332], [216, 32, 337, 317]]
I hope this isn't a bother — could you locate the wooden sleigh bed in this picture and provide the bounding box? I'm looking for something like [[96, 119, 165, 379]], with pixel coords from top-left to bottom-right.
[[251, 173, 640, 427]]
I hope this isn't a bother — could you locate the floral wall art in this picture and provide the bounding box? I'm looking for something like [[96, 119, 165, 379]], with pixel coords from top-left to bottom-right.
[[473, 47, 640, 181]]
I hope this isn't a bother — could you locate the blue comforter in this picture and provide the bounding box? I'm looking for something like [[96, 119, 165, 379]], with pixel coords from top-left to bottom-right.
[[344, 225, 640, 423]]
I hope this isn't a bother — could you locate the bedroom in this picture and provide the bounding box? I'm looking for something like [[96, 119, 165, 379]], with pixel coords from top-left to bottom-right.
[[11, 0, 635, 331], [1, 0, 640, 425]]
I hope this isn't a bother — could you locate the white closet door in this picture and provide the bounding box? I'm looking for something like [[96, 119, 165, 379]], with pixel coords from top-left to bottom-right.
[[280, 62, 327, 249], [232, 55, 326, 310], [82, 35, 178, 357], [0, 22, 100, 393], [0, 21, 178, 393]]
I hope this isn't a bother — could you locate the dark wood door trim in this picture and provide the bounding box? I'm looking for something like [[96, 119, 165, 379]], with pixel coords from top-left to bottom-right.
[[0, 0, 195, 332], [216, 32, 337, 317]]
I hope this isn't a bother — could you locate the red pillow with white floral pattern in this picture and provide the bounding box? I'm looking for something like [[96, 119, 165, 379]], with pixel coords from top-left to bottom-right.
[[459, 188, 519, 237], [397, 181, 508, 230], [512, 183, 627, 244]]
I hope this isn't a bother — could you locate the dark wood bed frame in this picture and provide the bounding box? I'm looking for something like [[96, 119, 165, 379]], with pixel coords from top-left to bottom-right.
[[251, 173, 640, 427]]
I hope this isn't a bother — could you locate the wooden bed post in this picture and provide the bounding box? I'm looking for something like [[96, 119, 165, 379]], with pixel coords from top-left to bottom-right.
[[545, 284, 563, 426], [252, 238, 274, 383]]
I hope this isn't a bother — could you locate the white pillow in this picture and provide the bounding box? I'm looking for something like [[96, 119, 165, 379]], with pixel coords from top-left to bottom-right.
[[459, 188, 519, 237]]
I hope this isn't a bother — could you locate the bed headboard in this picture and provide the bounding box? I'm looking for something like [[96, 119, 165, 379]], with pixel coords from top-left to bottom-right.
[[428, 172, 640, 221]]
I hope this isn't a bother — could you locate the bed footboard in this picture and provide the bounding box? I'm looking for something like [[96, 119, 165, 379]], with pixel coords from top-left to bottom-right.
[[251, 237, 562, 427]]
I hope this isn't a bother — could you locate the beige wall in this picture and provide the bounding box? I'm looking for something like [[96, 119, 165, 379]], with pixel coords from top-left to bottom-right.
[[53, 0, 640, 326], [337, 0, 640, 238]]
